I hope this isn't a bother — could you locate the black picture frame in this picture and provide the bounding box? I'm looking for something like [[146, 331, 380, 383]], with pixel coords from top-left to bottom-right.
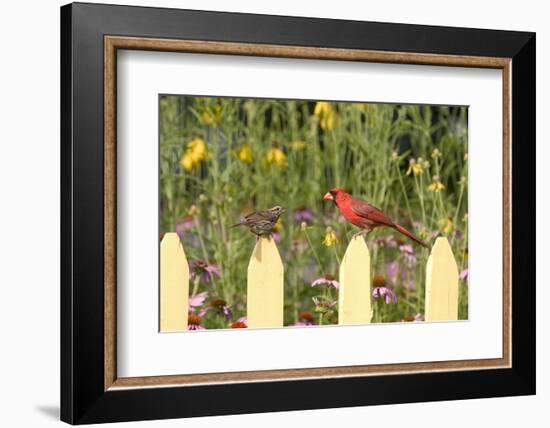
[[61, 2, 535, 424]]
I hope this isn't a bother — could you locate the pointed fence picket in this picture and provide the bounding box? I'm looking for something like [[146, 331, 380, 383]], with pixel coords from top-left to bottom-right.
[[246, 235, 284, 328], [158, 233, 459, 329], [159, 233, 189, 332], [425, 237, 459, 321], [338, 236, 373, 325]]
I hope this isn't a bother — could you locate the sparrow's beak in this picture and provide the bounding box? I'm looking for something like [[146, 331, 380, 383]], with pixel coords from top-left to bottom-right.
[[323, 192, 334, 201]]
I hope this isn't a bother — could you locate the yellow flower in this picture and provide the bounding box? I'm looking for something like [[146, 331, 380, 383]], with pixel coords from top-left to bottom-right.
[[290, 140, 306, 150], [180, 138, 207, 171], [431, 148, 442, 159], [458, 175, 466, 186], [266, 147, 287, 167], [187, 205, 200, 216], [391, 150, 399, 161], [314, 102, 336, 131], [200, 104, 222, 126], [322, 227, 338, 247], [352, 103, 376, 126], [421, 158, 430, 169], [428, 176, 445, 192], [273, 217, 283, 233], [237, 144, 253, 163], [418, 227, 430, 240], [352, 103, 367, 111], [406, 158, 424, 176], [439, 218, 454, 234]]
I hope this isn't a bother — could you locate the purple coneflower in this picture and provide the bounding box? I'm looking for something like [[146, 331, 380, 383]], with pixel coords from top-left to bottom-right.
[[372, 275, 398, 304], [188, 291, 208, 312], [311, 274, 340, 290], [294, 311, 316, 326], [373, 287, 398, 304], [374, 235, 398, 248], [293, 207, 315, 223], [399, 244, 417, 267], [230, 321, 247, 328], [189, 260, 221, 283], [176, 215, 196, 236], [402, 313, 424, 322], [386, 261, 399, 285], [230, 317, 247, 328], [187, 313, 206, 330], [209, 299, 233, 320]]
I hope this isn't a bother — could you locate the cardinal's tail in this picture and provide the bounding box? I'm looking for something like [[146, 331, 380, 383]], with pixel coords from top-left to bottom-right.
[[393, 223, 430, 249]]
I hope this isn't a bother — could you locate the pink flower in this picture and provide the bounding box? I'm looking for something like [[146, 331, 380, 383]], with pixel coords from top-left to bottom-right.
[[188, 291, 208, 312], [311, 274, 340, 289], [231, 317, 247, 328], [189, 260, 221, 283], [402, 313, 424, 322], [399, 244, 417, 267], [188, 324, 205, 330], [187, 313, 206, 330], [374, 235, 398, 248], [386, 261, 398, 285], [459, 268, 469, 282], [200, 299, 233, 320], [372, 286, 398, 304], [293, 208, 315, 223], [294, 311, 316, 326], [176, 216, 196, 236]]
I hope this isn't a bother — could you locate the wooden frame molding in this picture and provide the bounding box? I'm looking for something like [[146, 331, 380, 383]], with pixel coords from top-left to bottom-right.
[[104, 35, 512, 391]]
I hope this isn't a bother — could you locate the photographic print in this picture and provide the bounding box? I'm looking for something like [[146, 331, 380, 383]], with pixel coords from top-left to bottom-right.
[[62, 6, 534, 422], [159, 95, 469, 331]]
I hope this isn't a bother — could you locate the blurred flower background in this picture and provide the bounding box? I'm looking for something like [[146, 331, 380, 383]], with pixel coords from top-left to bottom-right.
[[160, 96, 469, 329]]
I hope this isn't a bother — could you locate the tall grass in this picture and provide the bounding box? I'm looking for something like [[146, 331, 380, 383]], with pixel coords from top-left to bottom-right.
[[160, 96, 469, 329]]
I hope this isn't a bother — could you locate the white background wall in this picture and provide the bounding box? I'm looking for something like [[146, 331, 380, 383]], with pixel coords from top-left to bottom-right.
[[0, 1, 545, 426]]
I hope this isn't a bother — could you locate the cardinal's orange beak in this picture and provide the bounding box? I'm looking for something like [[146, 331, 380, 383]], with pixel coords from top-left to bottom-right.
[[323, 192, 334, 201]]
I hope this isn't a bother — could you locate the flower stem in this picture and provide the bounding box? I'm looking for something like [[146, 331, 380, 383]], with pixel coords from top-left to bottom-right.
[[332, 245, 341, 265], [191, 276, 200, 298], [303, 228, 323, 274], [415, 174, 427, 228], [193, 214, 218, 292], [395, 162, 415, 228]]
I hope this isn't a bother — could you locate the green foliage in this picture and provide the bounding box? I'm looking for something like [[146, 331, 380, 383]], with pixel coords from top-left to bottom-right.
[[160, 96, 469, 328]]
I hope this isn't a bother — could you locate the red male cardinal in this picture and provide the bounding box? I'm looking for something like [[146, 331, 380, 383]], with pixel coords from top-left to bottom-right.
[[323, 188, 429, 249]]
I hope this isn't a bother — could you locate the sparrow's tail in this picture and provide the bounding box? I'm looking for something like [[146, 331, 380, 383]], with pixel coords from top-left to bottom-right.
[[393, 223, 430, 249]]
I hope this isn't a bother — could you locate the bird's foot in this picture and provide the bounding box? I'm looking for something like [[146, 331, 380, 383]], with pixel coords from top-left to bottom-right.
[[256, 233, 273, 241]]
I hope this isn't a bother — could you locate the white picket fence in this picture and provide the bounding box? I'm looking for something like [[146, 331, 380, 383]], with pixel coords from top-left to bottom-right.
[[159, 233, 459, 331]]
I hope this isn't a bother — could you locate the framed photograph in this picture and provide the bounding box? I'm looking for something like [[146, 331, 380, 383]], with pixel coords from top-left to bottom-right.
[[60, 2, 535, 424]]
